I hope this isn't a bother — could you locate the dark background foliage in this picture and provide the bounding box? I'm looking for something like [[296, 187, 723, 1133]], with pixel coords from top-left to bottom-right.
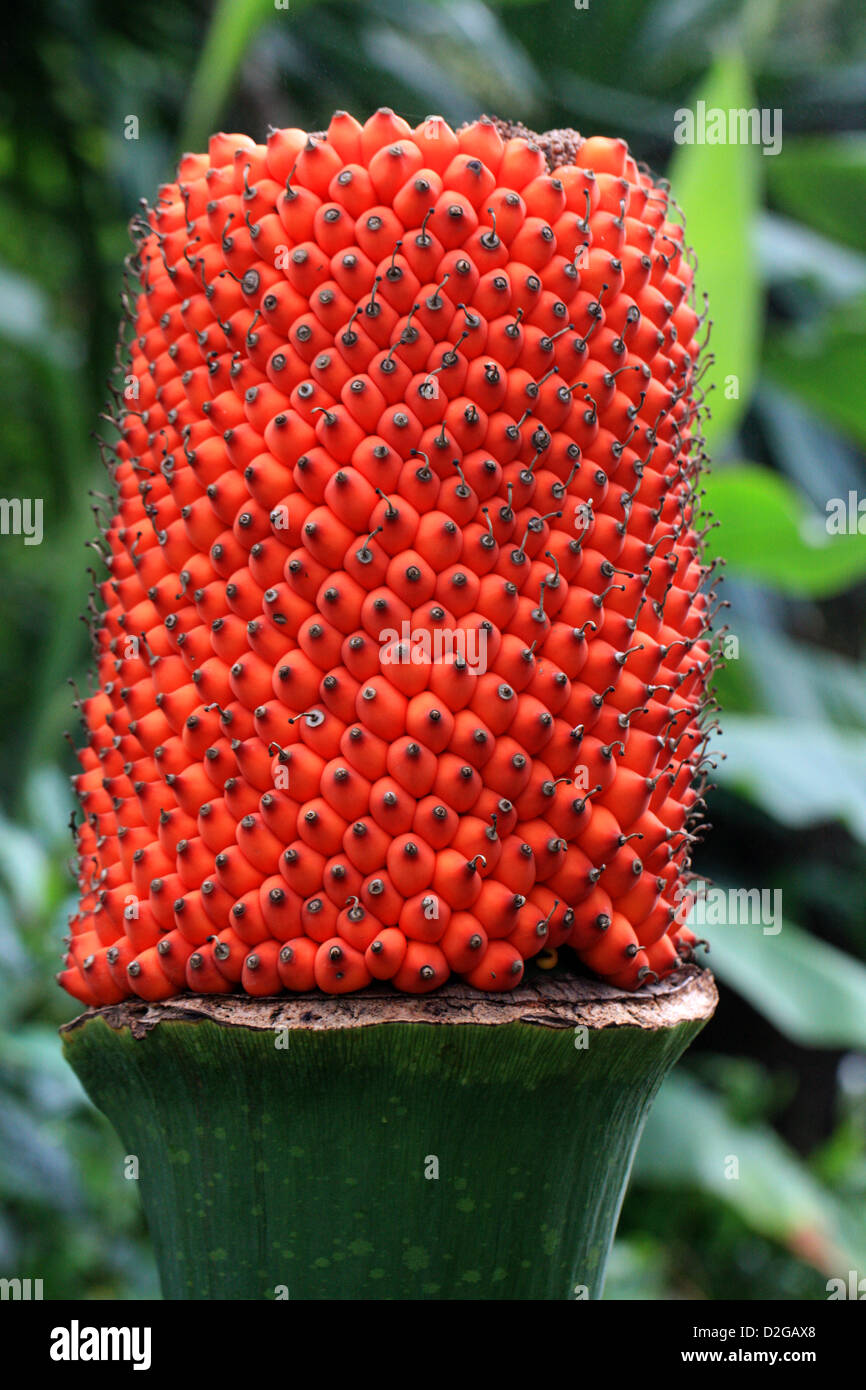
[[1, 0, 865, 1299]]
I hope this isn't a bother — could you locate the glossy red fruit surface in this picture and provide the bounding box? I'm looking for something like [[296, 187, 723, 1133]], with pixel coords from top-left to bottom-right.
[[60, 112, 717, 1002]]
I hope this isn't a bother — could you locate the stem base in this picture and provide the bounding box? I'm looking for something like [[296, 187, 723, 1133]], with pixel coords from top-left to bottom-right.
[[62, 968, 716, 1300]]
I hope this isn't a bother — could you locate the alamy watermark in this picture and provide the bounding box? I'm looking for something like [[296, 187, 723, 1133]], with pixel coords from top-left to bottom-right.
[[827, 1270, 866, 1299], [674, 880, 782, 934], [674, 101, 782, 157], [380, 621, 488, 673], [0, 1276, 43, 1299], [49, 1322, 151, 1371], [826, 492, 866, 534], [0, 498, 42, 545]]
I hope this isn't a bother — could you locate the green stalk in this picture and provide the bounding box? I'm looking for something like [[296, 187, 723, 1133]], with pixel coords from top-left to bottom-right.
[[62, 968, 716, 1300]]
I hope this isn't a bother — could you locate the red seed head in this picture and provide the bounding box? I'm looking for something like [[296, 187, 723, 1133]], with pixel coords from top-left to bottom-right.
[[60, 113, 716, 1004]]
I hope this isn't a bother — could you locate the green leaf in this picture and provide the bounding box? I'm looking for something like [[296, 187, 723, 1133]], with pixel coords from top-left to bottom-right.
[[604, 1237, 672, 1301], [181, 0, 309, 153], [636, 1073, 863, 1272], [758, 213, 866, 304], [0, 1095, 80, 1208], [720, 624, 866, 731], [700, 905, 866, 1051], [765, 300, 866, 448], [767, 135, 866, 254], [668, 52, 762, 451], [717, 714, 866, 842], [0, 813, 52, 918], [0, 264, 80, 369], [703, 464, 866, 596], [756, 381, 865, 506], [22, 767, 74, 852]]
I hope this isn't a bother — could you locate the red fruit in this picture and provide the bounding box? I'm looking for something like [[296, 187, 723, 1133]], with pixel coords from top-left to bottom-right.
[[185, 941, 233, 994], [392, 940, 448, 993], [126, 947, 175, 1001], [61, 113, 715, 1005], [314, 937, 371, 993], [440, 911, 488, 972], [242, 939, 283, 995], [277, 936, 318, 991], [462, 939, 524, 991], [365, 925, 407, 979]]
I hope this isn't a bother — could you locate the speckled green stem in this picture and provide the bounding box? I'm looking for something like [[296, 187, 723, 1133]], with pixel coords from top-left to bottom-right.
[[62, 970, 715, 1300]]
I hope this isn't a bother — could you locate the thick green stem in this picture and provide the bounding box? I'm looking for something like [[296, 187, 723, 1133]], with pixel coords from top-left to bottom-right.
[[62, 968, 716, 1300]]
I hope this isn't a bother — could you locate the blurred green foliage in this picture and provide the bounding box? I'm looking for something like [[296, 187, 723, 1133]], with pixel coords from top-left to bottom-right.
[[1, 0, 865, 1299]]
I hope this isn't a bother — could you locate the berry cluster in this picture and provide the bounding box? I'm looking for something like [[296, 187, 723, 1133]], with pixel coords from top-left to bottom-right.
[[59, 110, 718, 1005]]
